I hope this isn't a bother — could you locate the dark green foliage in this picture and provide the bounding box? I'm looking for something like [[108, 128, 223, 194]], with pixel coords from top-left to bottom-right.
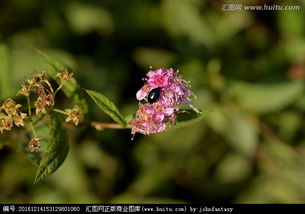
[[34, 113, 69, 184], [85, 89, 127, 127]]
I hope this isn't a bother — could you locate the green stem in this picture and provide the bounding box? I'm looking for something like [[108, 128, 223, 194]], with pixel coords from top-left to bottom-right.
[[54, 83, 63, 96], [89, 121, 131, 130], [26, 95, 31, 117], [32, 114, 46, 126], [29, 123, 37, 138], [44, 80, 54, 93], [25, 94, 38, 138], [53, 108, 67, 115]]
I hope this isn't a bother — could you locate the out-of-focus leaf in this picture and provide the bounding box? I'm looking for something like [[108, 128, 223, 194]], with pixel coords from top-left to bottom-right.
[[34, 113, 69, 184], [237, 142, 305, 203], [295, 94, 305, 111], [0, 44, 12, 99], [37, 50, 88, 114], [162, 0, 214, 47], [0, 152, 37, 200], [11, 48, 45, 90], [65, 2, 113, 35], [124, 161, 175, 196], [215, 153, 252, 183], [277, 4, 305, 38], [85, 89, 127, 127], [45, 146, 99, 203], [133, 47, 177, 68], [263, 142, 305, 202], [228, 81, 304, 114], [207, 59, 224, 91], [206, 105, 228, 134], [281, 38, 305, 62], [225, 108, 258, 157], [214, 12, 251, 44], [278, 112, 301, 142], [180, 59, 206, 89], [207, 104, 258, 157]]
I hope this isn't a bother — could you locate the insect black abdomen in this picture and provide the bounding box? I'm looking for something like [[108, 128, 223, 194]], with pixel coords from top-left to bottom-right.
[[148, 87, 161, 104]]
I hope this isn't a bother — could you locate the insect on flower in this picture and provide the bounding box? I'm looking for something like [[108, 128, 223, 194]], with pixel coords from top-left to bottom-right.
[[147, 87, 161, 104], [130, 67, 200, 138]]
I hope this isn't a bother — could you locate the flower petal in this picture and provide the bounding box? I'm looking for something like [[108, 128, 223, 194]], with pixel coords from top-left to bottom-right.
[[136, 88, 148, 100]]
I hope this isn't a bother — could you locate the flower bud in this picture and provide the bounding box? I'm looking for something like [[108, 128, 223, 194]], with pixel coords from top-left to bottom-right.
[[65, 106, 81, 126], [34, 97, 47, 114], [28, 138, 41, 152], [0, 116, 13, 133], [1, 98, 22, 116], [56, 69, 73, 81], [13, 112, 27, 127]]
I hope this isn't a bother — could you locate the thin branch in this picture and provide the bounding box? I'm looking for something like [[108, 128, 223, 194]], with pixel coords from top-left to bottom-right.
[[44, 80, 54, 93], [26, 95, 31, 117], [29, 123, 37, 138], [53, 108, 67, 115], [54, 83, 63, 96], [89, 121, 131, 131]]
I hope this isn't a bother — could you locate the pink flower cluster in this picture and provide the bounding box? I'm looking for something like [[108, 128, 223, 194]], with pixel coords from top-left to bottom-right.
[[130, 67, 199, 136]]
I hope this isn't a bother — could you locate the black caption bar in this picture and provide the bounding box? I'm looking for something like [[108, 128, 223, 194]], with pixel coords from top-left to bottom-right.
[[1, 204, 305, 213]]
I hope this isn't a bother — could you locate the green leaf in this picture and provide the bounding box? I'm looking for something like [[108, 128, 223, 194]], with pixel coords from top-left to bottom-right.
[[34, 113, 69, 184], [162, 0, 214, 48], [132, 47, 177, 68], [85, 89, 127, 126], [37, 50, 88, 114], [65, 2, 114, 35], [228, 81, 304, 114], [225, 109, 258, 157], [295, 94, 305, 111], [277, 3, 305, 38], [22, 120, 50, 166], [171, 110, 206, 130], [207, 104, 258, 157], [0, 44, 12, 99], [237, 142, 305, 203]]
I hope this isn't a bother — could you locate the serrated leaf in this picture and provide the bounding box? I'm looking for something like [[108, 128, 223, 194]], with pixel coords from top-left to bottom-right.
[[37, 50, 88, 114], [34, 113, 69, 183], [22, 120, 50, 166], [85, 89, 127, 126]]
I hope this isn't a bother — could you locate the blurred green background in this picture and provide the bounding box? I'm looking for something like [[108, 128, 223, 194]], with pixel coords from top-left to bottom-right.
[[1, 0, 305, 203]]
